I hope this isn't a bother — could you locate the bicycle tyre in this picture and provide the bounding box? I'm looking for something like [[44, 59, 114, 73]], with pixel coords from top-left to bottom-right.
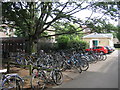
[[74, 61, 82, 73], [2, 74, 24, 90], [60, 61, 71, 71], [52, 70, 63, 85], [101, 54, 107, 61], [79, 58, 89, 71]]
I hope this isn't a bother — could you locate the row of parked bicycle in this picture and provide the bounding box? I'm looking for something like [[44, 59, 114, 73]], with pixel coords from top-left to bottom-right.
[[1, 49, 110, 89], [14, 49, 108, 70]]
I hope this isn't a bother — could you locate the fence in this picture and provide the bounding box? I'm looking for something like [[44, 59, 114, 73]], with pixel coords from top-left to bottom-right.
[[0, 37, 26, 58], [1, 37, 55, 58]]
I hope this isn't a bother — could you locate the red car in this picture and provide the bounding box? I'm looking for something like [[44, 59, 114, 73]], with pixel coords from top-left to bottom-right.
[[85, 46, 108, 54]]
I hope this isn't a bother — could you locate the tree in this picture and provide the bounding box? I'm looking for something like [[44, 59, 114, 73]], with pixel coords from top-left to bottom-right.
[[116, 26, 120, 41], [117, 1, 120, 41], [86, 18, 118, 37], [2, 1, 119, 53], [53, 22, 84, 38]]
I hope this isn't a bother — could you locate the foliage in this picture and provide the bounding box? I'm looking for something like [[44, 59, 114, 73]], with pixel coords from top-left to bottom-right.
[[116, 26, 120, 41], [86, 18, 118, 38], [56, 35, 88, 50], [67, 39, 89, 50], [56, 36, 70, 49], [54, 21, 88, 50]]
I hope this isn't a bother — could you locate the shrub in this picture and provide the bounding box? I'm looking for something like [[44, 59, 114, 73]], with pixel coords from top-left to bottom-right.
[[56, 36, 70, 49], [56, 35, 89, 50], [67, 39, 89, 50]]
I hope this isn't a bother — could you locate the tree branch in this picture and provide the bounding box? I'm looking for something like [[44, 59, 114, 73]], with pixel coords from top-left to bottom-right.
[[84, 7, 94, 24], [18, 2, 30, 31], [64, 0, 85, 14], [34, 2, 69, 36], [68, 4, 93, 16], [41, 26, 88, 38]]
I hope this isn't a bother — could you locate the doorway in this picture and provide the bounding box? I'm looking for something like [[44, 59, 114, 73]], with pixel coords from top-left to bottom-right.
[[93, 40, 98, 46]]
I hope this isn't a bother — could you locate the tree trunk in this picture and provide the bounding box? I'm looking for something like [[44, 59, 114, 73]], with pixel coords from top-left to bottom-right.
[[26, 38, 37, 54]]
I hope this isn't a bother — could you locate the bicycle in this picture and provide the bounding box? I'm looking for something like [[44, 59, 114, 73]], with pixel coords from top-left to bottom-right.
[[31, 65, 63, 89], [71, 51, 89, 72], [0, 69, 24, 90]]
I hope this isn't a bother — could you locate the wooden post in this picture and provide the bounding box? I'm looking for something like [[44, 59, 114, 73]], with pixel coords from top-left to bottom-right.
[[7, 59, 10, 73], [29, 65, 32, 75], [29, 65, 33, 88]]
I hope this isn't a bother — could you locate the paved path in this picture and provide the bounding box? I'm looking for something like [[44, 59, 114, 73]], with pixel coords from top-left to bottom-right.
[[54, 50, 118, 88]]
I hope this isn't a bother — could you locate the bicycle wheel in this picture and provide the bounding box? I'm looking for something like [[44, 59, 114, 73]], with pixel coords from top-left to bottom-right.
[[31, 69, 46, 89], [96, 53, 101, 61], [97, 54, 103, 61], [74, 61, 82, 73], [79, 58, 89, 71], [86, 55, 93, 63], [52, 70, 63, 85], [60, 61, 71, 71], [101, 54, 107, 61], [2, 75, 24, 90]]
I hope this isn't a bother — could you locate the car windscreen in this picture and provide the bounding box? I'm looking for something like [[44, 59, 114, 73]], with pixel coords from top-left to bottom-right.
[[92, 47, 102, 49], [105, 46, 110, 50]]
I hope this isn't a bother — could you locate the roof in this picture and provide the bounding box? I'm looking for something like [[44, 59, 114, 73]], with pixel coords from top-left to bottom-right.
[[83, 33, 113, 39], [0, 37, 26, 42]]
